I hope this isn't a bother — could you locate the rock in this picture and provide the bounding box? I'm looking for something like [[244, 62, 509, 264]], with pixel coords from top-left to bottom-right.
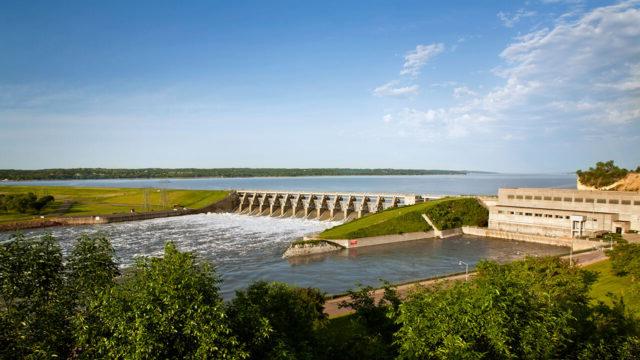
[[282, 241, 343, 258]]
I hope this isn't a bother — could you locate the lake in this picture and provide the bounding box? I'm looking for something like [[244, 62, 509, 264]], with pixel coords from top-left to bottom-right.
[[0, 173, 576, 195]]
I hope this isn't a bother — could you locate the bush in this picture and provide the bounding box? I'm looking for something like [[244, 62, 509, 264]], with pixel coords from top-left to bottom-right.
[[424, 198, 488, 229], [607, 243, 640, 282], [227, 281, 326, 360], [0, 192, 55, 213], [577, 160, 629, 188]]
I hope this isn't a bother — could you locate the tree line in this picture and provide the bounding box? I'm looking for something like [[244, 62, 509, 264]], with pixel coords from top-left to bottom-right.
[[0, 193, 54, 214], [0, 168, 468, 181], [1, 233, 638, 359]]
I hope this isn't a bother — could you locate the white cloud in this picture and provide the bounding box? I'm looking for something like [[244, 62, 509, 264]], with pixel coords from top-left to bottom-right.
[[383, 114, 393, 123], [400, 43, 445, 76], [383, 1, 640, 141], [373, 81, 419, 97], [497, 9, 537, 28], [453, 86, 477, 98]]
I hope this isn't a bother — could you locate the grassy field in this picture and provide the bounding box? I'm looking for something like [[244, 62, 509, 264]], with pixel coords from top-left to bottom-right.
[[0, 186, 229, 223], [585, 259, 640, 316], [319, 197, 488, 240]]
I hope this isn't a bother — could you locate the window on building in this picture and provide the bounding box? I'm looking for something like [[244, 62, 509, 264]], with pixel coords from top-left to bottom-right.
[[597, 199, 606, 204], [609, 199, 619, 204], [635, 201, 640, 206], [535, 213, 542, 217], [516, 195, 523, 199], [574, 198, 583, 202], [545, 214, 553, 218], [553, 197, 562, 201], [544, 196, 552, 200], [525, 213, 532, 216], [509, 211, 515, 215], [555, 215, 563, 219], [534, 196, 542, 200], [525, 195, 533, 200], [565, 216, 570, 219], [498, 210, 503, 214], [621, 200, 631, 205], [585, 198, 594, 203], [507, 195, 514, 199], [564, 197, 572, 202], [517, 212, 523, 215]]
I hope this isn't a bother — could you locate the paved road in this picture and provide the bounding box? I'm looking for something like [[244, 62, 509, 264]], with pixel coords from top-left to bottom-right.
[[324, 249, 609, 318]]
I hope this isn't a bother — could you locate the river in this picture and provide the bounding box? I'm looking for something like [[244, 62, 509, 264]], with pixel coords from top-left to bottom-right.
[[0, 174, 574, 298]]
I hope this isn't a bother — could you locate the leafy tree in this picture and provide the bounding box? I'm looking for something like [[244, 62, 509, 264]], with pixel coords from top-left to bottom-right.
[[577, 160, 629, 187], [394, 257, 595, 359], [317, 282, 400, 360], [577, 296, 640, 359], [227, 281, 326, 360], [74, 242, 244, 359], [0, 233, 70, 358], [0, 193, 55, 214], [608, 243, 640, 282]]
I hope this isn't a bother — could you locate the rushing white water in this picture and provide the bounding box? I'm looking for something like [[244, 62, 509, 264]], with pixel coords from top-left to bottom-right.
[[1, 213, 567, 299]]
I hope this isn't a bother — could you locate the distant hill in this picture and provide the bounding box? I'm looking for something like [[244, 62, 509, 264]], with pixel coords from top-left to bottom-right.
[[0, 168, 469, 181]]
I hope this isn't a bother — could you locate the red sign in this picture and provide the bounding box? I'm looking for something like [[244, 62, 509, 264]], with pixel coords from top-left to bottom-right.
[[349, 240, 358, 247]]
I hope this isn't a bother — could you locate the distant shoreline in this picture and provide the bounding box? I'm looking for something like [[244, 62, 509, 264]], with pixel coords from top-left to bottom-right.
[[0, 168, 481, 181]]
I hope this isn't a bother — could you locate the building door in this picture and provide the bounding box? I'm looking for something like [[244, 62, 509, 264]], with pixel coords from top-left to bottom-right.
[[615, 227, 622, 234]]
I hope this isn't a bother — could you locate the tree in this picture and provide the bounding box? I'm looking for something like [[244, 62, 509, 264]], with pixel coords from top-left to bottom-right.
[[394, 257, 595, 359], [74, 242, 244, 359], [227, 281, 326, 360], [0, 233, 70, 358], [317, 282, 401, 360], [577, 160, 629, 187], [608, 243, 640, 282]]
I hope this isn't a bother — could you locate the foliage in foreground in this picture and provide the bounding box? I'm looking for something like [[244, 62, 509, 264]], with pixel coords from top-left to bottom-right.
[[228, 281, 326, 360], [608, 243, 640, 282], [2, 234, 639, 360], [394, 257, 639, 359]]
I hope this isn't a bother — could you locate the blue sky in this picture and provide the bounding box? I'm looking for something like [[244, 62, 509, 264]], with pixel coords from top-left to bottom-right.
[[1, 0, 638, 172]]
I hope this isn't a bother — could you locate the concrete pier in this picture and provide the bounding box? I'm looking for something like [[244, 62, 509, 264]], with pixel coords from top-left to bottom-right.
[[235, 190, 431, 221]]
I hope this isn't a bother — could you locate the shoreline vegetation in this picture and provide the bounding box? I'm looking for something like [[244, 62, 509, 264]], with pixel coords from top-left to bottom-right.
[[0, 185, 229, 227], [0, 167, 474, 181]]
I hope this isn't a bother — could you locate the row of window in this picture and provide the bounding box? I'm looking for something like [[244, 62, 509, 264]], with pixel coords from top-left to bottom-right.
[[506, 194, 639, 206], [497, 210, 598, 221]]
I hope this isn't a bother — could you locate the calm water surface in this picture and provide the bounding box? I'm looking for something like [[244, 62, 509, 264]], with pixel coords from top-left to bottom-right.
[[1, 213, 568, 299], [1, 173, 575, 195]]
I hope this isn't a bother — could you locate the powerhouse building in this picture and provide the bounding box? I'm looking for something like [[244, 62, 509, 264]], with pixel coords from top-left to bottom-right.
[[488, 188, 640, 238]]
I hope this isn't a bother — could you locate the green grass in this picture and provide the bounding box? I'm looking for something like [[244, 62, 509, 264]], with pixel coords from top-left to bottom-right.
[[0, 186, 229, 223], [319, 197, 488, 240], [585, 259, 640, 316]]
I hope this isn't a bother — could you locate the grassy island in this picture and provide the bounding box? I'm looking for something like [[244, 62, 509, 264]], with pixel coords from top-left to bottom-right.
[[0, 186, 228, 223], [319, 197, 488, 240]]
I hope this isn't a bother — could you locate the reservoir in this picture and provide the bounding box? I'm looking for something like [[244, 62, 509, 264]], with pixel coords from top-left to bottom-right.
[[0, 213, 568, 299], [0, 173, 575, 195]]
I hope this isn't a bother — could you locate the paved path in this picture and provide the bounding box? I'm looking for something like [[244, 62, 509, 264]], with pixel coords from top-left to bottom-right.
[[324, 249, 608, 318]]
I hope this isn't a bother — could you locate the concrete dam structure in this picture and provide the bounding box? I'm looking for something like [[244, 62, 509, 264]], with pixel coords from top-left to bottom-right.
[[235, 190, 431, 221]]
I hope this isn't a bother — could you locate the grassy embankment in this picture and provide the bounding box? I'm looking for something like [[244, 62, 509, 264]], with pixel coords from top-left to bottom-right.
[[319, 197, 488, 240], [585, 259, 640, 316], [0, 186, 228, 223]]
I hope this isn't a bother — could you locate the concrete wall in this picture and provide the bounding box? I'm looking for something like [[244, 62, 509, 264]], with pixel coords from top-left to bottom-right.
[[462, 226, 601, 251], [323, 231, 436, 249]]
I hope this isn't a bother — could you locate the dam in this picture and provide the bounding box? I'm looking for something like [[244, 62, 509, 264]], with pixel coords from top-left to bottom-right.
[[235, 190, 437, 221]]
